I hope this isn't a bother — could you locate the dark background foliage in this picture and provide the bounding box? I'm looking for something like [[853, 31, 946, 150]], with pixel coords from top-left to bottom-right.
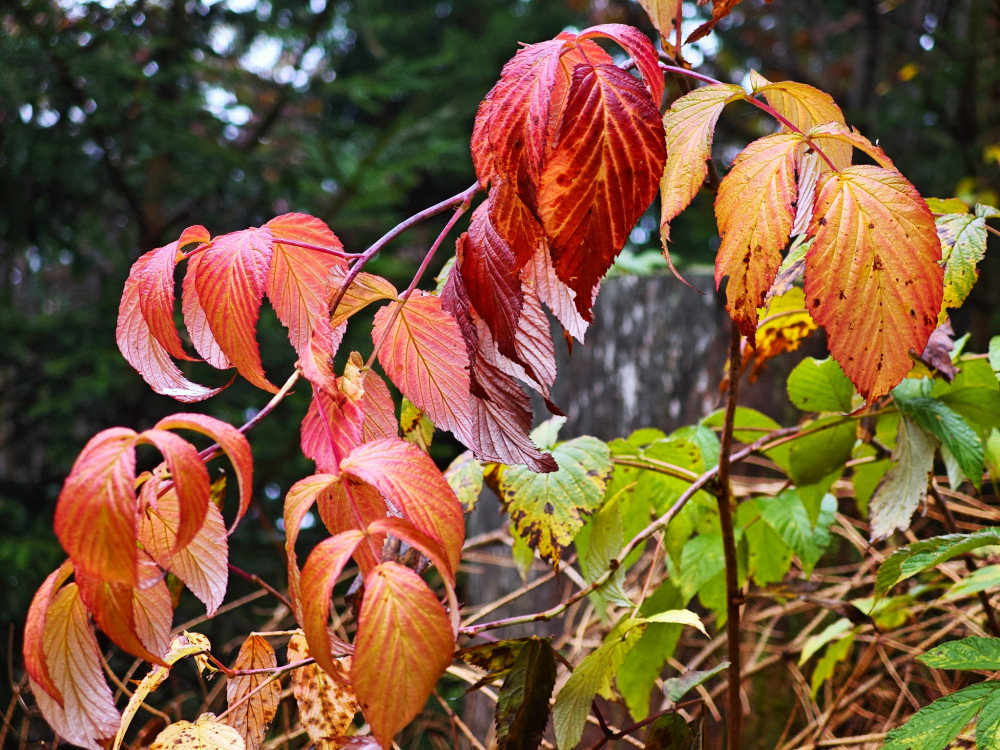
[[1, 0, 997, 666]]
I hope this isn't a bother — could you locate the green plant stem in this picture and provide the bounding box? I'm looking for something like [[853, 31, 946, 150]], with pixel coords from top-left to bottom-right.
[[612, 456, 699, 482], [716, 323, 744, 750], [930, 481, 1000, 637]]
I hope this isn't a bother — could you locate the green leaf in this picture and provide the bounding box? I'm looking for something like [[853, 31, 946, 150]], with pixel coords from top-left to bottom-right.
[[786, 357, 856, 412], [810, 629, 854, 697], [663, 662, 729, 705], [936, 213, 988, 310], [743, 499, 793, 586], [671, 425, 720, 468], [400, 397, 434, 451], [851, 444, 891, 517], [502, 436, 612, 564], [977, 688, 1000, 748], [799, 618, 853, 665], [553, 620, 646, 750], [495, 638, 557, 750], [875, 528, 1000, 600], [636, 438, 704, 514], [760, 490, 837, 576], [919, 637, 1000, 671], [896, 396, 983, 489], [946, 564, 1000, 601], [788, 417, 856, 486], [579, 487, 631, 608], [645, 609, 707, 636], [926, 197, 969, 214], [510, 521, 535, 582], [978, 203, 1000, 219], [643, 713, 693, 750], [990, 337, 1000, 378], [444, 451, 484, 513], [674, 534, 725, 602], [884, 682, 1000, 750], [938, 387, 1000, 441], [530, 416, 567, 452], [869, 416, 937, 541]]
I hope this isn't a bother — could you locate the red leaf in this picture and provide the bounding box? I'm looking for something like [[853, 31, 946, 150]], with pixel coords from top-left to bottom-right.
[[154, 413, 254, 535], [805, 166, 943, 402], [316, 475, 389, 578], [352, 562, 455, 749], [341, 438, 465, 578], [299, 311, 345, 394], [139, 482, 228, 616], [24, 560, 74, 705], [301, 388, 364, 473], [300, 530, 366, 678], [523, 243, 589, 342], [357, 367, 398, 442], [660, 84, 746, 246], [54, 428, 139, 586], [191, 226, 278, 393], [118, 238, 225, 402], [223, 635, 281, 750], [266, 213, 346, 357], [478, 281, 556, 398], [368, 517, 455, 588], [284, 474, 336, 623], [373, 292, 474, 440], [714, 133, 801, 337], [182, 250, 232, 370], [578, 23, 665, 107], [538, 63, 666, 319], [459, 203, 524, 364], [131, 561, 173, 661], [136, 428, 210, 555], [29, 584, 119, 750]]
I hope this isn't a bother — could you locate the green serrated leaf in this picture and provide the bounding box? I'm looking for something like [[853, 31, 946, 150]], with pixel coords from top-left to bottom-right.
[[663, 661, 728, 705], [579, 487, 631, 608], [937, 213, 987, 310], [644, 609, 707, 636], [627, 427, 668, 446], [896, 396, 983, 490], [977, 203, 1000, 219], [851, 444, 891, 517], [643, 713, 692, 750], [926, 197, 969, 214], [977, 687, 1000, 748], [671, 424, 720, 467], [919, 637, 1000, 671], [674, 534, 725, 603], [495, 638, 557, 750], [636, 438, 704, 515], [530, 416, 567, 452], [760, 490, 836, 576], [884, 682, 1000, 750], [990, 338, 1000, 378], [869, 416, 937, 541], [510, 521, 535, 582], [502, 436, 612, 565], [810, 629, 855, 697], [946, 564, 1000, 601], [444, 451, 483, 512], [789, 417, 856, 486], [787, 357, 856, 412], [875, 528, 1000, 600], [743, 499, 793, 586], [800, 618, 853, 666]]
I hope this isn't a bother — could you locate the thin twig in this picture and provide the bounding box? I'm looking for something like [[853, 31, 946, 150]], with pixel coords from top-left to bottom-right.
[[228, 564, 293, 612]]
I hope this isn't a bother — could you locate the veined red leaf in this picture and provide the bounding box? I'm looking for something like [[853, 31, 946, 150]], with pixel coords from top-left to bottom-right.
[[353, 562, 455, 750], [154, 413, 253, 535], [459, 203, 524, 364], [805, 121, 895, 170], [223, 635, 281, 750], [578, 23, 665, 107], [714, 133, 801, 337], [538, 62, 666, 320], [358, 367, 398, 442], [182, 250, 232, 370], [477, 282, 556, 398], [191, 226, 278, 393], [284, 474, 336, 623], [266, 213, 346, 357], [287, 634, 359, 746], [805, 165, 943, 403], [139, 483, 228, 616], [299, 309, 344, 394], [301, 388, 364, 473], [523, 244, 589, 342], [373, 292, 474, 440], [76, 556, 171, 666], [341, 438, 465, 577], [24, 560, 74, 705], [30, 584, 120, 750], [300, 531, 366, 678], [329, 268, 399, 328], [316, 475, 389, 578], [118, 243, 226, 402], [660, 83, 746, 247], [54, 427, 139, 586], [136, 428, 210, 555], [485, 182, 546, 269]]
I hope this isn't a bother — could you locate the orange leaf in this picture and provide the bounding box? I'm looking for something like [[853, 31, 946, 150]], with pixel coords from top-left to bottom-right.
[[373, 292, 474, 441], [660, 83, 746, 246], [182, 250, 231, 370], [356, 368, 398, 442], [315, 475, 388, 578], [299, 311, 344, 394], [223, 635, 281, 750], [266, 213, 346, 357], [805, 166, 943, 403], [139, 483, 228, 616], [353, 563, 454, 749], [54, 427, 140, 585], [29, 584, 120, 750], [687, 0, 767, 43], [301, 388, 364, 473], [538, 62, 666, 320], [154, 413, 254, 535], [714, 133, 801, 338], [578, 23, 665, 107], [341, 438, 465, 578], [523, 243, 589, 343], [329, 268, 399, 329], [301, 531, 366, 678], [287, 633, 359, 745], [191, 226, 278, 393], [136, 428, 210, 555], [23, 560, 74, 705], [284, 474, 336, 624], [637, 0, 682, 41]]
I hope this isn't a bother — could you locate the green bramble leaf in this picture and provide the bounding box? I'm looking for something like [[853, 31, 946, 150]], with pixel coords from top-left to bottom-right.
[[896, 395, 983, 489], [579, 487, 632, 608], [786, 357, 856, 413], [788, 417, 856, 487], [936, 213, 988, 312], [494, 638, 557, 750], [810, 629, 854, 698], [869, 416, 937, 541], [883, 682, 1000, 750], [444, 451, 484, 513], [874, 528, 1000, 600], [919, 637, 1000, 671], [662, 661, 729, 705], [759, 490, 837, 576]]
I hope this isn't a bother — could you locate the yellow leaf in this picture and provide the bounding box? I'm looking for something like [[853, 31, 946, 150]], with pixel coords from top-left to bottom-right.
[[288, 633, 360, 745], [223, 635, 281, 750], [151, 714, 246, 750]]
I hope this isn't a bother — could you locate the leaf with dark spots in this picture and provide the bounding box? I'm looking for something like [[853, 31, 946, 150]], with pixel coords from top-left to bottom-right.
[[494, 638, 557, 750]]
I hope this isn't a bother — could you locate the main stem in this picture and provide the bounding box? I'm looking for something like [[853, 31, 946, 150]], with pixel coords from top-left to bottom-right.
[[717, 323, 743, 750]]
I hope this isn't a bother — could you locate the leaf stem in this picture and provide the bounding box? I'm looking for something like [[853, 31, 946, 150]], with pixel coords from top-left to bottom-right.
[[227, 564, 294, 612], [612, 456, 699, 482], [267, 238, 362, 259], [716, 323, 744, 750], [328, 181, 481, 319], [214, 658, 314, 723]]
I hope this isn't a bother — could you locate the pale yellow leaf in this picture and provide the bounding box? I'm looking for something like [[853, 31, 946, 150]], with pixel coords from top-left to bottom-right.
[[151, 714, 246, 750], [288, 633, 360, 744]]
